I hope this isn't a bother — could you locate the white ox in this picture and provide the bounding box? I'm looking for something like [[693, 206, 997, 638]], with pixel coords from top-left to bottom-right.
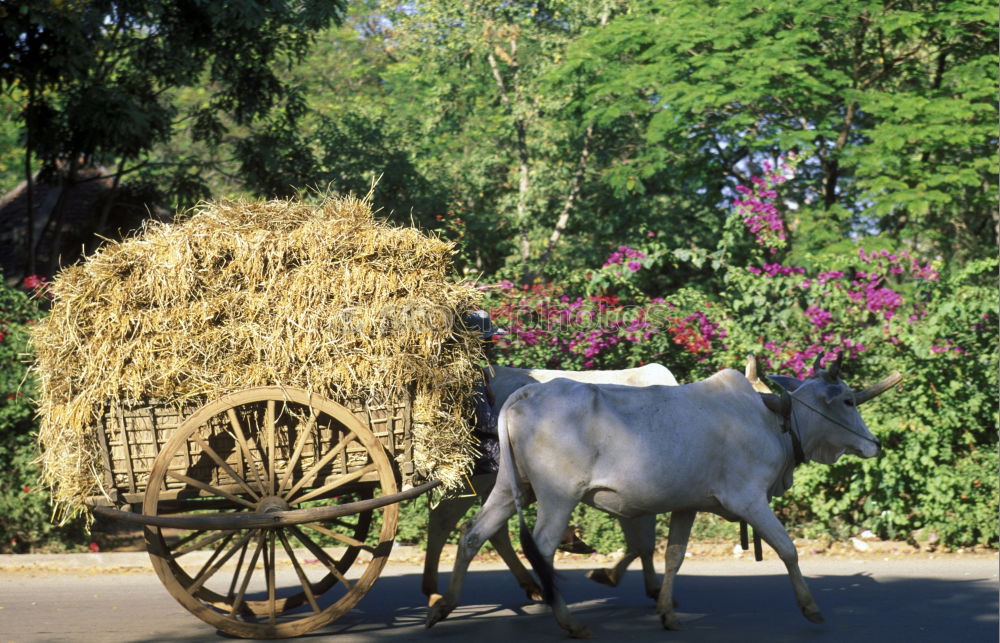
[[427, 356, 901, 637], [422, 363, 677, 606]]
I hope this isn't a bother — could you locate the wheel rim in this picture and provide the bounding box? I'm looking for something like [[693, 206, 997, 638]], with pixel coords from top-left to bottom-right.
[[143, 387, 399, 639]]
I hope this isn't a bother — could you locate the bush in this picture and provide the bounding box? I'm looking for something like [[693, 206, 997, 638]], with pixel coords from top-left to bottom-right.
[[0, 275, 87, 552], [472, 156, 997, 551]]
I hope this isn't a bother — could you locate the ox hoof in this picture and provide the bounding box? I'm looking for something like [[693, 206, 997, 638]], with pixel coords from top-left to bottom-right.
[[804, 607, 825, 624], [659, 612, 683, 631], [585, 568, 617, 588], [425, 597, 453, 628], [522, 583, 545, 602], [566, 623, 593, 639]]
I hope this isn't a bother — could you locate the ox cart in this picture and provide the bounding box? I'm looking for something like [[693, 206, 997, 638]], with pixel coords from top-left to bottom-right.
[[89, 385, 442, 639]]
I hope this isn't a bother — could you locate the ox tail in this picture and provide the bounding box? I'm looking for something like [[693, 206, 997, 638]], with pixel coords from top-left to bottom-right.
[[498, 391, 558, 606]]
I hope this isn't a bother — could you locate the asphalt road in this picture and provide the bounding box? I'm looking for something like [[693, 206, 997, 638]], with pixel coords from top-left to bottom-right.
[[0, 554, 996, 643]]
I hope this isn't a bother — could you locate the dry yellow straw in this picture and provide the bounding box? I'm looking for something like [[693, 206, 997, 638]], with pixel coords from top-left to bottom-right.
[[30, 195, 484, 521]]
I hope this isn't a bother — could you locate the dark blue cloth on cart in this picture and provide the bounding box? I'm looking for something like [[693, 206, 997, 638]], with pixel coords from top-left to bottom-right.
[[471, 383, 500, 474]]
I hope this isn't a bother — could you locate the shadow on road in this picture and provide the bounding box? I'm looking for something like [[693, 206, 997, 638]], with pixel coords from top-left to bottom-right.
[[137, 563, 998, 643]]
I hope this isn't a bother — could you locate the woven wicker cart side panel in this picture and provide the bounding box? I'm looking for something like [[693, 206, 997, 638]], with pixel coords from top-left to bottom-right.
[[98, 393, 410, 502]]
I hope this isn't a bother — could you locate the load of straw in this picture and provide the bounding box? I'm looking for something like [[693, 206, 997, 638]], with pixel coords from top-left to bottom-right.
[[31, 195, 485, 520]]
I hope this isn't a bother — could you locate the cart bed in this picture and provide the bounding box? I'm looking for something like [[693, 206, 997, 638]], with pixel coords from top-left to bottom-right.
[[92, 392, 412, 506]]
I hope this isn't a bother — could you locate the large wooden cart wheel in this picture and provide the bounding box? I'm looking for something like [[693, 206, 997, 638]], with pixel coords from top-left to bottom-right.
[[142, 387, 399, 639]]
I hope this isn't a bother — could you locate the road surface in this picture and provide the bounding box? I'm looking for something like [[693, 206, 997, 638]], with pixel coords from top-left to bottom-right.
[[0, 553, 995, 642]]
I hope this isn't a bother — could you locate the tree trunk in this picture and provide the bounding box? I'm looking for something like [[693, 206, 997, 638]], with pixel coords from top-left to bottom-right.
[[45, 156, 82, 276], [525, 124, 595, 284], [487, 45, 532, 273], [24, 84, 36, 279], [95, 158, 126, 242]]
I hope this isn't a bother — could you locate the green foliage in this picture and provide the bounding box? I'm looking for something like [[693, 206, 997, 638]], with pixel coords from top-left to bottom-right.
[[0, 1, 993, 555], [234, 108, 446, 229], [769, 258, 999, 548], [709, 197, 997, 547], [0, 278, 86, 552], [0, 92, 24, 193], [470, 162, 997, 551], [396, 498, 432, 546], [561, 0, 998, 263], [1, 0, 346, 210]]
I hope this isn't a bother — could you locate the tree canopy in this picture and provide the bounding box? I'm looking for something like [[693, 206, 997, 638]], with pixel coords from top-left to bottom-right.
[[0, 0, 996, 550], [1, 0, 345, 274], [555, 0, 997, 263], [4, 0, 993, 276]]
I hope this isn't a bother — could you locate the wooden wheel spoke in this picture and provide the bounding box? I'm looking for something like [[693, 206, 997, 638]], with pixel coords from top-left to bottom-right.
[[143, 388, 399, 638], [288, 525, 353, 592], [266, 529, 277, 624], [188, 530, 255, 595], [169, 529, 209, 553], [277, 411, 319, 497], [227, 536, 252, 601], [301, 522, 372, 552], [229, 531, 266, 617], [166, 471, 257, 510], [186, 529, 235, 592], [327, 516, 359, 529], [190, 435, 261, 501], [278, 530, 321, 614], [266, 400, 277, 496], [226, 409, 267, 496], [284, 430, 358, 501], [173, 528, 239, 558], [290, 462, 377, 506], [191, 531, 235, 584]]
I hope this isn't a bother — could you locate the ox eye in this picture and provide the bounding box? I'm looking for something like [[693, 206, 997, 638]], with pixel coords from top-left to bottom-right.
[[845, 398, 855, 407]]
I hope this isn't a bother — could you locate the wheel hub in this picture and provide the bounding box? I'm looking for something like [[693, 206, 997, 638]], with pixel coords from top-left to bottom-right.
[[256, 495, 291, 514]]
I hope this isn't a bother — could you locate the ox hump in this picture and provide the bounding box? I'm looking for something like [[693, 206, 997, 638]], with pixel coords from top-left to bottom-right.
[[700, 368, 757, 395]]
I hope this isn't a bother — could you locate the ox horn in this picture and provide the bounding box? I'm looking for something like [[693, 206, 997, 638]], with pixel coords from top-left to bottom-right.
[[745, 354, 773, 394], [855, 371, 903, 404]]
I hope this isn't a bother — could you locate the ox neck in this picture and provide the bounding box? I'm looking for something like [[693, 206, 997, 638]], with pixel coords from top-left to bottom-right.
[[759, 392, 807, 467], [783, 404, 807, 467]]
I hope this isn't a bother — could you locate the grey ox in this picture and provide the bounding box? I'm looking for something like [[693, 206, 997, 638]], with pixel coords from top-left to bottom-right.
[[422, 363, 678, 607], [426, 354, 901, 638]]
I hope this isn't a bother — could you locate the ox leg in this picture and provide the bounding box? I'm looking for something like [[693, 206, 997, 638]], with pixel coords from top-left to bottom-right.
[[744, 504, 824, 624], [656, 510, 695, 630], [424, 473, 536, 604], [529, 500, 593, 639], [425, 483, 517, 628], [422, 492, 478, 604], [488, 523, 544, 601], [585, 515, 659, 600], [630, 514, 660, 600]]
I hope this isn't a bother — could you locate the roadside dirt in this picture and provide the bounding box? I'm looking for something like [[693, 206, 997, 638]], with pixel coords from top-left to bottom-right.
[[429, 539, 997, 567], [70, 526, 1000, 564]]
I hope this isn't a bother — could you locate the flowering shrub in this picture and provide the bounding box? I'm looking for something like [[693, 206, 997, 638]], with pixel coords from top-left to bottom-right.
[[734, 155, 796, 250], [602, 244, 646, 272], [716, 162, 995, 548], [482, 277, 728, 374], [480, 155, 997, 549]]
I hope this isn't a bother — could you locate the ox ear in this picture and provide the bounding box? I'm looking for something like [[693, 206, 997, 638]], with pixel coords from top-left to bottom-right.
[[759, 393, 788, 415], [812, 352, 843, 381], [855, 371, 904, 404], [745, 354, 773, 394], [826, 352, 843, 379], [766, 375, 802, 393]]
